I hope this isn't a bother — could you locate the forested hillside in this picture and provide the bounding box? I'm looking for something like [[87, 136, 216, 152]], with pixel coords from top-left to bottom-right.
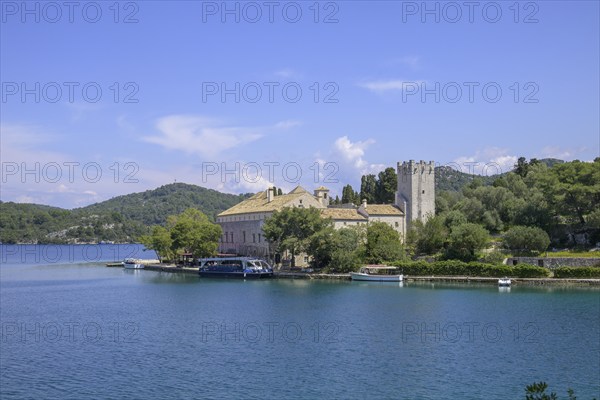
[[0, 183, 251, 244], [80, 183, 250, 226]]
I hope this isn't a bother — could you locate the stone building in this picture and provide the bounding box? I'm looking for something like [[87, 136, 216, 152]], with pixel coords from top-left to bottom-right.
[[396, 160, 435, 231], [216, 160, 435, 264], [216, 186, 323, 258]]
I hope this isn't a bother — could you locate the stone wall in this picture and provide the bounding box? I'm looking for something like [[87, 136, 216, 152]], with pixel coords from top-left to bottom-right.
[[218, 219, 269, 257], [507, 257, 600, 269]]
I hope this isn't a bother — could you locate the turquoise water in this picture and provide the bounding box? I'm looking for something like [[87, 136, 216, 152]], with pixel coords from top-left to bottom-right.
[[1, 245, 599, 399]]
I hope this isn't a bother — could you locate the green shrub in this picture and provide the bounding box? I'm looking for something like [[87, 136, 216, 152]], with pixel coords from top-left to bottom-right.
[[553, 267, 600, 278], [513, 264, 550, 278], [503, 225, 550, 255], [390, 261, 547, 278], [481, 251, 507, 265]]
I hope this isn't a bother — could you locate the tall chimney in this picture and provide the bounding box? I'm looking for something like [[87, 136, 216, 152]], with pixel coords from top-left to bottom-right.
[[266, 187, 274, 202]]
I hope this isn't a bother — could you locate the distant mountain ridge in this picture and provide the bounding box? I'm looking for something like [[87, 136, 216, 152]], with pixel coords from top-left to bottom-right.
[[0, 183, 251, 244], [79, 183, 251, 225], [434, 158, 563, 192]]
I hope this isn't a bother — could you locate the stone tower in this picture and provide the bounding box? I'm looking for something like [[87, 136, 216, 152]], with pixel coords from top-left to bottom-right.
[[313, 186, 330, 207], [395, 160, 435, 230]]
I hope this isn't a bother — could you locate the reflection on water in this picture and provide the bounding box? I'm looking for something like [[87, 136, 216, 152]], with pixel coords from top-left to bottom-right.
[[352, 281, 404, 288], [498, 286, 511, 293], [143, 271, 200, 284]]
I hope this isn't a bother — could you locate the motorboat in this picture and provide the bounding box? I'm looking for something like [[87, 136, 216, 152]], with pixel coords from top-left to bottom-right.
[[350, 266, 403, 282], [123, 258, 145, 269], [498, 277, 512, 287], [198, 257, 273, 278]]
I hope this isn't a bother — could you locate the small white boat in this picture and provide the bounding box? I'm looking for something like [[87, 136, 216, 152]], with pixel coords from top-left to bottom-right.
[[498, 277, 511, 287], [123, 258, 145, 269], [351, 266, 403, 282]]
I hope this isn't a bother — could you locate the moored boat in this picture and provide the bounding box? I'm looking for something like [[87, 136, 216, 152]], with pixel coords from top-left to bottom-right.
[[123, 258, 145, 269], [198, 257, 273, 279], [106, 262, 123, 267], [498, 277, 511, 287], [351, 266, 403, 282]]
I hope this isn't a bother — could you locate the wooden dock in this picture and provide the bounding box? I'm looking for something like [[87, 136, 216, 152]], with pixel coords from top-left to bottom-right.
[[106, 262, 123, 267]]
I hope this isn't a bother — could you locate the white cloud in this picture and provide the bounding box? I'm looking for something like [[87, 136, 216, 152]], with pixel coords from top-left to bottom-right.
[[1, 123, 157, 208], [452, 146, 590, 177], [393, 55, 421, 69], [273, 120, 302, 130], [274, 68, 300, 79], [453, 147, 518, 175], [143, 115, 263, 158], [329, 136, 387, 179], [539, 146, 587, 160], [0, 123, 63, 163], [64, 101, 104, 123], [16, 195, 35, 203], [358, 79, 427, 93], [55, 184, 71, 193], [334, 136, 375, 170]]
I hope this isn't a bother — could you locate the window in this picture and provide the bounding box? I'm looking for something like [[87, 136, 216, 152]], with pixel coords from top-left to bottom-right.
[[422, 190, 425, 194], [258, 234, 261, 243], [243, 231, 246, 243], [299, 199, 303, 204], [343, 222, 347, 225], [395, 222, 399, 227], [253, 233, 256, 243]]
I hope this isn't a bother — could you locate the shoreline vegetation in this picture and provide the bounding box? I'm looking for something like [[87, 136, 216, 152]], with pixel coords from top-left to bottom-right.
[[123, 263, 600, 287]]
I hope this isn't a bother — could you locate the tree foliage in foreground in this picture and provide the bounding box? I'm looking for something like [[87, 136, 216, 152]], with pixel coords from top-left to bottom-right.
[[524, 381, 594, 400], [407, 216, 448, 256], [444, 223, 489, 262], [364, 221, 405, 264], [359, 167, 398, 204], [262, 207, 331, 268], [139, 208, 221, 261], [308, 226, 364, 272], [503, 225, 551, 255]]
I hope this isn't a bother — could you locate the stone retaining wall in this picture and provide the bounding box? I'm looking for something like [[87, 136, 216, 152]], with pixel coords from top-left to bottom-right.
[[507, 257, 600, 269]]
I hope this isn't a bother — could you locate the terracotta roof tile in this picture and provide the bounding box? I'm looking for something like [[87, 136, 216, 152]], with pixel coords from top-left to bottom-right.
[[363, 204, 404, 216], [321, 208, 367, 221], [217, 187, 323, 217]]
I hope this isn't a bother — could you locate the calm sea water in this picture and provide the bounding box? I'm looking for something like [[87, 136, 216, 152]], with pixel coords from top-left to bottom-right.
[[1, 245, 599, 399]]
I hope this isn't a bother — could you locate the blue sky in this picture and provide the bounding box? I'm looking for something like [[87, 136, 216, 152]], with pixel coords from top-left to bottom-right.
[[1, 1, 599, 208]]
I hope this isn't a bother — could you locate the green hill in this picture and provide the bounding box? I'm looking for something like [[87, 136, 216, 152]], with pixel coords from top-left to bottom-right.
[[78, 183, 250, 226], [434, 158, 563, 192], [435, 166, 497, 192], [0, 183, 251, 244]]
